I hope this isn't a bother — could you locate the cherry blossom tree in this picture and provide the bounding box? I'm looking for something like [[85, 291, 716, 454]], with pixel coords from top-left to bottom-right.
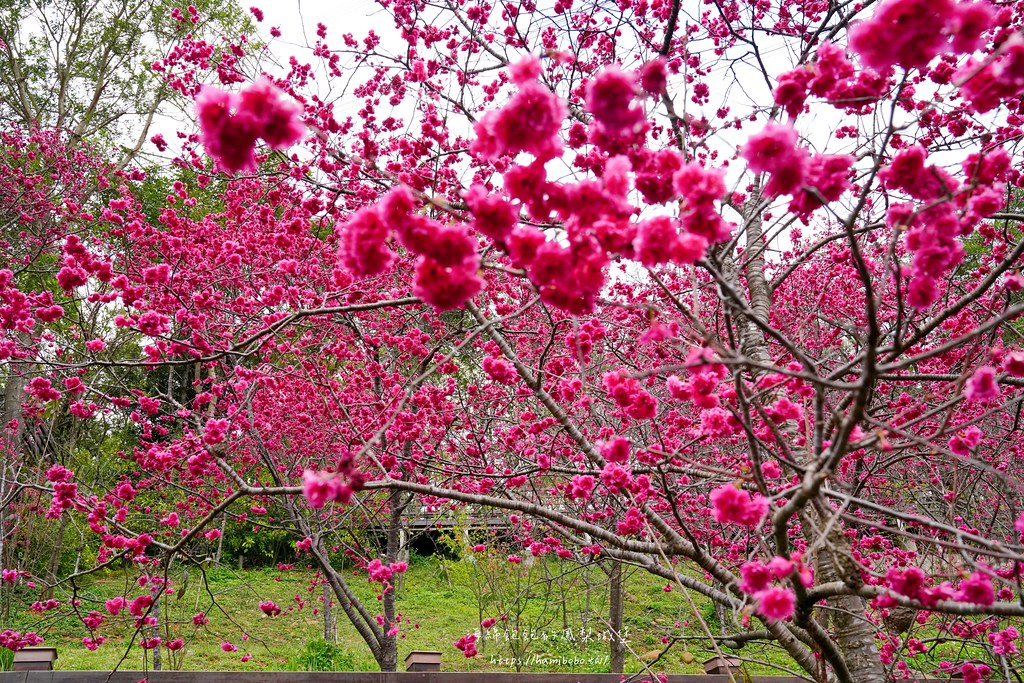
[[4, 0, 1024, 681]]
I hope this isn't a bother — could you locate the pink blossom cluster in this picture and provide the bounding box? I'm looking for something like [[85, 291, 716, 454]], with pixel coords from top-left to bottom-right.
[[737, 555, 813, 621], [672, 162, 733, 246], [957, 35, 1024, 112], [882, 566, 995, 607], [482, 356, 517, 384], [337, 187, 483, 311], [947, 424, 983, 456], [988, 626, 1019, 656], [365, 558, 407, 584], [82, 636, 106, 651], [301, 469, 363, 509], [82, 612, 104, 630], [585, 67, 646, 137], [259, 600, 281, 617], [57, 234, 112, 294], [602, 370, 658, 420], [962, 662, 993, 683], [45, 464, 77, 519], [453, 632, 478, 658], [0, 629, 44, 651], [464, 185, 518, 243], [880, 145, 1008, 307], [848, 0, 993, 72], [667, 355, 727, 411], [472, 56, 565, 162], [522, 231, 609, 315], [741, 123, 853, 216], [195, 78, 305, 173], [710, 483, 769, 527], [964, 366, 1000, 402], [615, 506, 646, 536], [600, 436, 631, 464]]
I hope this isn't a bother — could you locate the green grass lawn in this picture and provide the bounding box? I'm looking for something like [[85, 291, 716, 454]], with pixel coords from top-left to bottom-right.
[[3, 554, 799, 675]]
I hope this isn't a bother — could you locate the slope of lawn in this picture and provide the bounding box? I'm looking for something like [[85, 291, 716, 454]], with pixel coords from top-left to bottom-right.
[[4, 554, 799, 675]]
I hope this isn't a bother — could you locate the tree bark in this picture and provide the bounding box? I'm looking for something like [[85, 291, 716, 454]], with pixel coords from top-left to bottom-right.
[[608, 559, 625, 673], [816, 545, 886, 683]]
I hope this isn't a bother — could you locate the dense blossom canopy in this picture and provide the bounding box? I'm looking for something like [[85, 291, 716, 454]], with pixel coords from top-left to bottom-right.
[[4, 0, 1024, 680]]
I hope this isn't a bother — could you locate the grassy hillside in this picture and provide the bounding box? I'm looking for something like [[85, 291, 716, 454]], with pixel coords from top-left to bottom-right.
[[4, 555, 797, 675]]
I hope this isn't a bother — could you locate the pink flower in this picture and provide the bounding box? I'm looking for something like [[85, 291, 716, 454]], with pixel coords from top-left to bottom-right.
[[195, 79, 304, 173], [105, 597, 126, 616], [412, 255, 483, 311], [788, 154, 854, 217], [638, 57, 668, 96], [948, 425, 983, 456], [739, 562, 772, 595], [756, 586, 796, 621], [741, 124, 807, 196], [203, 418, 230, 445], [957, 36, 1024, 113], [82, 636, 105, 650], [634, 216, 680, 267], [886, 566, 928, 600], [259, 600, 281, 617], [129, 594, 154, 617], [472, 57, 565, 162], [366, 559, 394, 583], [82, 610, 104, 626], [988, 626, 1019, 656], [395, 217, 475, 267], [600, 462, 633, 494], [195, 87, 257, 173], [221, 641, 238, 652], [964, 366, 1000, 402], [962, 662, 992, 683], [773, 68, 812, 118], [954, 571, 995, 606], [1, 569, 17, 583], [603, 371, 658, 420], [302, 469, 335, 509], [601, 437, 631, 464], [585, 66, 645, 135], [849, 0, 992, 72], [567, 474, 595, 500], [464, 185, 518, 242], [710, 484, 769, 527], [337, 207, 395, 277], [301, 469, 361, 509], [454, 633, 478, 658]]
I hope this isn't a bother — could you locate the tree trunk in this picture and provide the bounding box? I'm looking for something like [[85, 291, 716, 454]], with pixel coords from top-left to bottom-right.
[[379, 489, 411, 672], [322, 582, 336, 643], [608, 559, 625, 673], [150, 595, 163, 671], [816, 538, 886, 683]]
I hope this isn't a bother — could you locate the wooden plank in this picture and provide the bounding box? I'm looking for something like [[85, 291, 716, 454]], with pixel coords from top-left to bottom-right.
[[0, 673, 810, 683], [0, 673, 984, 683]]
